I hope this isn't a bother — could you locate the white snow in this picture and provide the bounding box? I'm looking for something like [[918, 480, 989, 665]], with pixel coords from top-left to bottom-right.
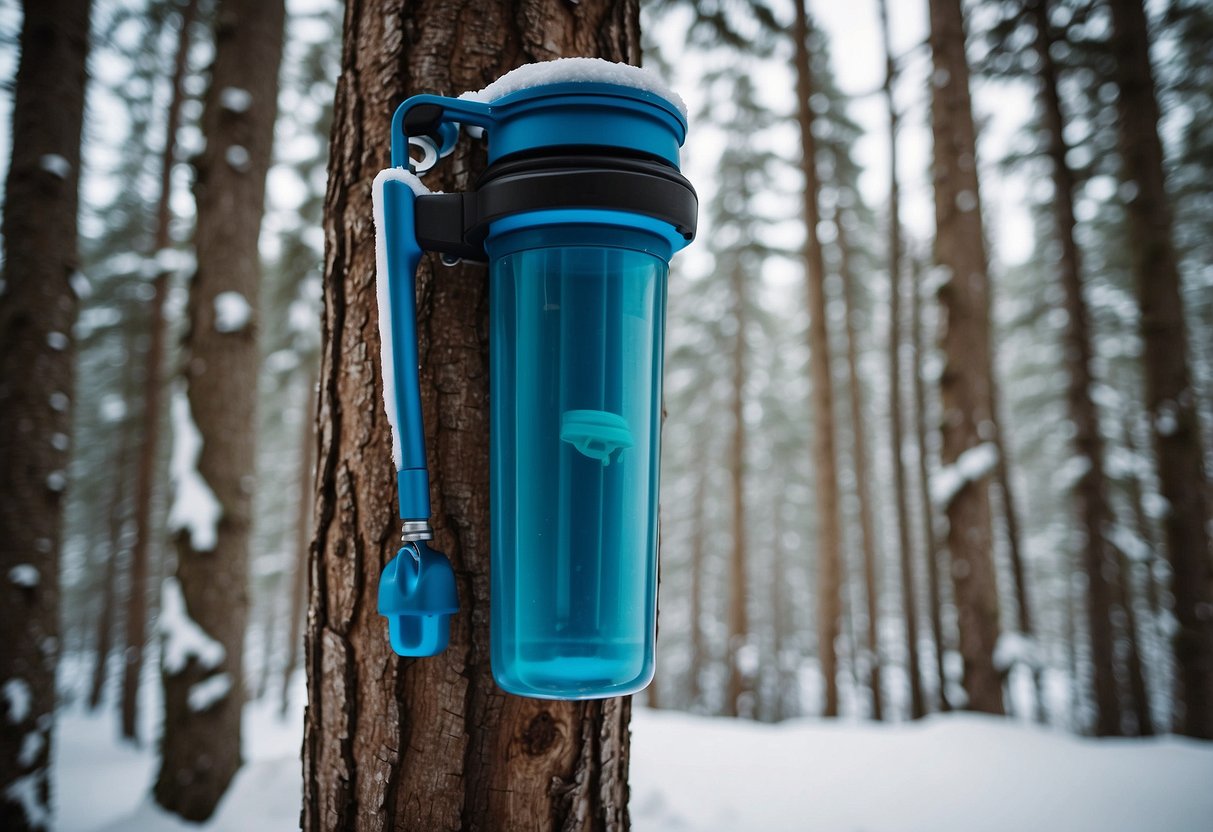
[[100, 394, 126, 423], [930, 441, 999, 508], [9, 564, 41, 588], [70, 271, 92, 299], [457, 57, 688, 119], [219, 87, 253, 114], [630, 709, 1213, 832], [3, 678, 32, 723], [47, 470, 67, 492], [40, 153, 72, 179], [18, 729, 45, 767], [1155, 401, 1179, 437], [166, 386, 222, 552], [5, 772, 49, 828], [48, 700, 1213, 832], [212, 291, 253, 333], [187, 673, 232, 712], [225, 145, 251, 172], [372, 167, 433, 470], [152, 247, 195, 276], [993, 631, 1041, 672], [1107, 524, 1153, 562], [46, 331, 69, 351], [49, 391, 69, 412], [51, 433, 69, 451], [159, 577, 225, 675]]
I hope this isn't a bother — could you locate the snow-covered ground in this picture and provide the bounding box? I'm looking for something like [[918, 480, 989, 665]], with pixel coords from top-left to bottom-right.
[[53, 695, 1213, 831]]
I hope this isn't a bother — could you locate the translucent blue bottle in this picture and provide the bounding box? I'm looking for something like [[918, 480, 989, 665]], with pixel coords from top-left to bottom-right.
[[490, 241, 667, 698]]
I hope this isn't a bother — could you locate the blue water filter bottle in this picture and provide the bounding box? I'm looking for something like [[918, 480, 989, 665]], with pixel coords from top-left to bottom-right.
[[374, 60, 697, 699]]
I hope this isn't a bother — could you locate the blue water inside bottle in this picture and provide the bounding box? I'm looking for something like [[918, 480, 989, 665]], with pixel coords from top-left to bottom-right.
[[491, 244, 666, 698]]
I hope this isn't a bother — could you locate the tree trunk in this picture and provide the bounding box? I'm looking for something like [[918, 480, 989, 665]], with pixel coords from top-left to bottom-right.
[[926, 0, 1004, 715], [910, 255, 950, 711], [122, 0, 198, 743], [303, 3, 641, 829], [837, 219, 888, 721], [688, 467, 707, 711], [1108, 0, 1213, 741], [89, 345, 139, 711], [1027, 0, 1121, 734], [769, 499, 786, 721], [152, 0, 284, 820], [792, 0, 844, 719], [281, 371, 316, 717], [876, 0, 922, 720], [725, 262, 751, 718], [0, 2, 90, 829]]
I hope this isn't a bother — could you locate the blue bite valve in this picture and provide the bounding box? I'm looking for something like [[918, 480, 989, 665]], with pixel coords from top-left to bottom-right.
[[378, 541, 458, 656]]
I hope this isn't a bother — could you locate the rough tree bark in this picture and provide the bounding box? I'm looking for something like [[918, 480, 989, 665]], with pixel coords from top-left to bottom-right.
[[792, 0, 844, 719], [1027, 0, 1123, 734], [0, 2, 90, 829], [725, 254, 751, 718], [303, 2, 641, 829], [837, 219, 887, 721], [926, 0, 1005, 715], [1108, 0, 1213, 741], [122, 0, 198, 743], [153, 0, 284, 820]]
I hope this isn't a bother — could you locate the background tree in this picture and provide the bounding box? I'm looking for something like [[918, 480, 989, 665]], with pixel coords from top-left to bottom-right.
[[152, 0, 284, 819], [926, 0, 1004, 715], [1108, 0, 1213, 741], [0, 1, 91, 828]]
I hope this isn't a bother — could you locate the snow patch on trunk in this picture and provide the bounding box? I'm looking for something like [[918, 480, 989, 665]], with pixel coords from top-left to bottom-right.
[[213, 291, 253, 333], [40, 153, 71, 179], [372, 167, 433, 470], [167, 386, 222, 551], [9, 564, 40, 588], [4, 772, 49, 827], [3, 678, 32, 723], [188, 672, 233, 712], [930, 441, 999, 508], [159, 577, 226, 674]]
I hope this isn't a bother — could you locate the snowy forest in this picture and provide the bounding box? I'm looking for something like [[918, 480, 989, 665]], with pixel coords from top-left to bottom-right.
[[1, 0, 1212, 830]]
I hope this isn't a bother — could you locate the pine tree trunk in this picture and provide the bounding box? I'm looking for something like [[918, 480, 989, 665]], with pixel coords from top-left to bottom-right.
[[876, 0, 923, 719], [153, 0, 284, 820], [688, 468, 707, 711], [1027, 0, 1121, 734], [1114, 549, 1154, 735], [122, 0, 198, 742], [0, 2, 90, 828], [838, 220, 889, 721], [1108, 0, 1213, 741], [792, 0, 844, 719], [725, 263, 751, 718], [769, 500, 786, 721], [282, 372, 316, 716], [910, 255, 950, 711], [89, 350, 138, 711], [303, 2, 641, 829], [926, 0, 1004, 715]]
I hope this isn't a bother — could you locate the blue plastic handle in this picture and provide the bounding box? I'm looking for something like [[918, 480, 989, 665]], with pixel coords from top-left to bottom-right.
[[377, 174, 459, 657]]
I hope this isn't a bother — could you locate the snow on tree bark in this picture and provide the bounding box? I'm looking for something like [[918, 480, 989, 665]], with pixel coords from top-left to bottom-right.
[[152, 0, 285, 820], [926, 0, 1005, 716], [1108, 0, 1213, 741], [303, 2, 640, 829], [0, 1, 91, 828]]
